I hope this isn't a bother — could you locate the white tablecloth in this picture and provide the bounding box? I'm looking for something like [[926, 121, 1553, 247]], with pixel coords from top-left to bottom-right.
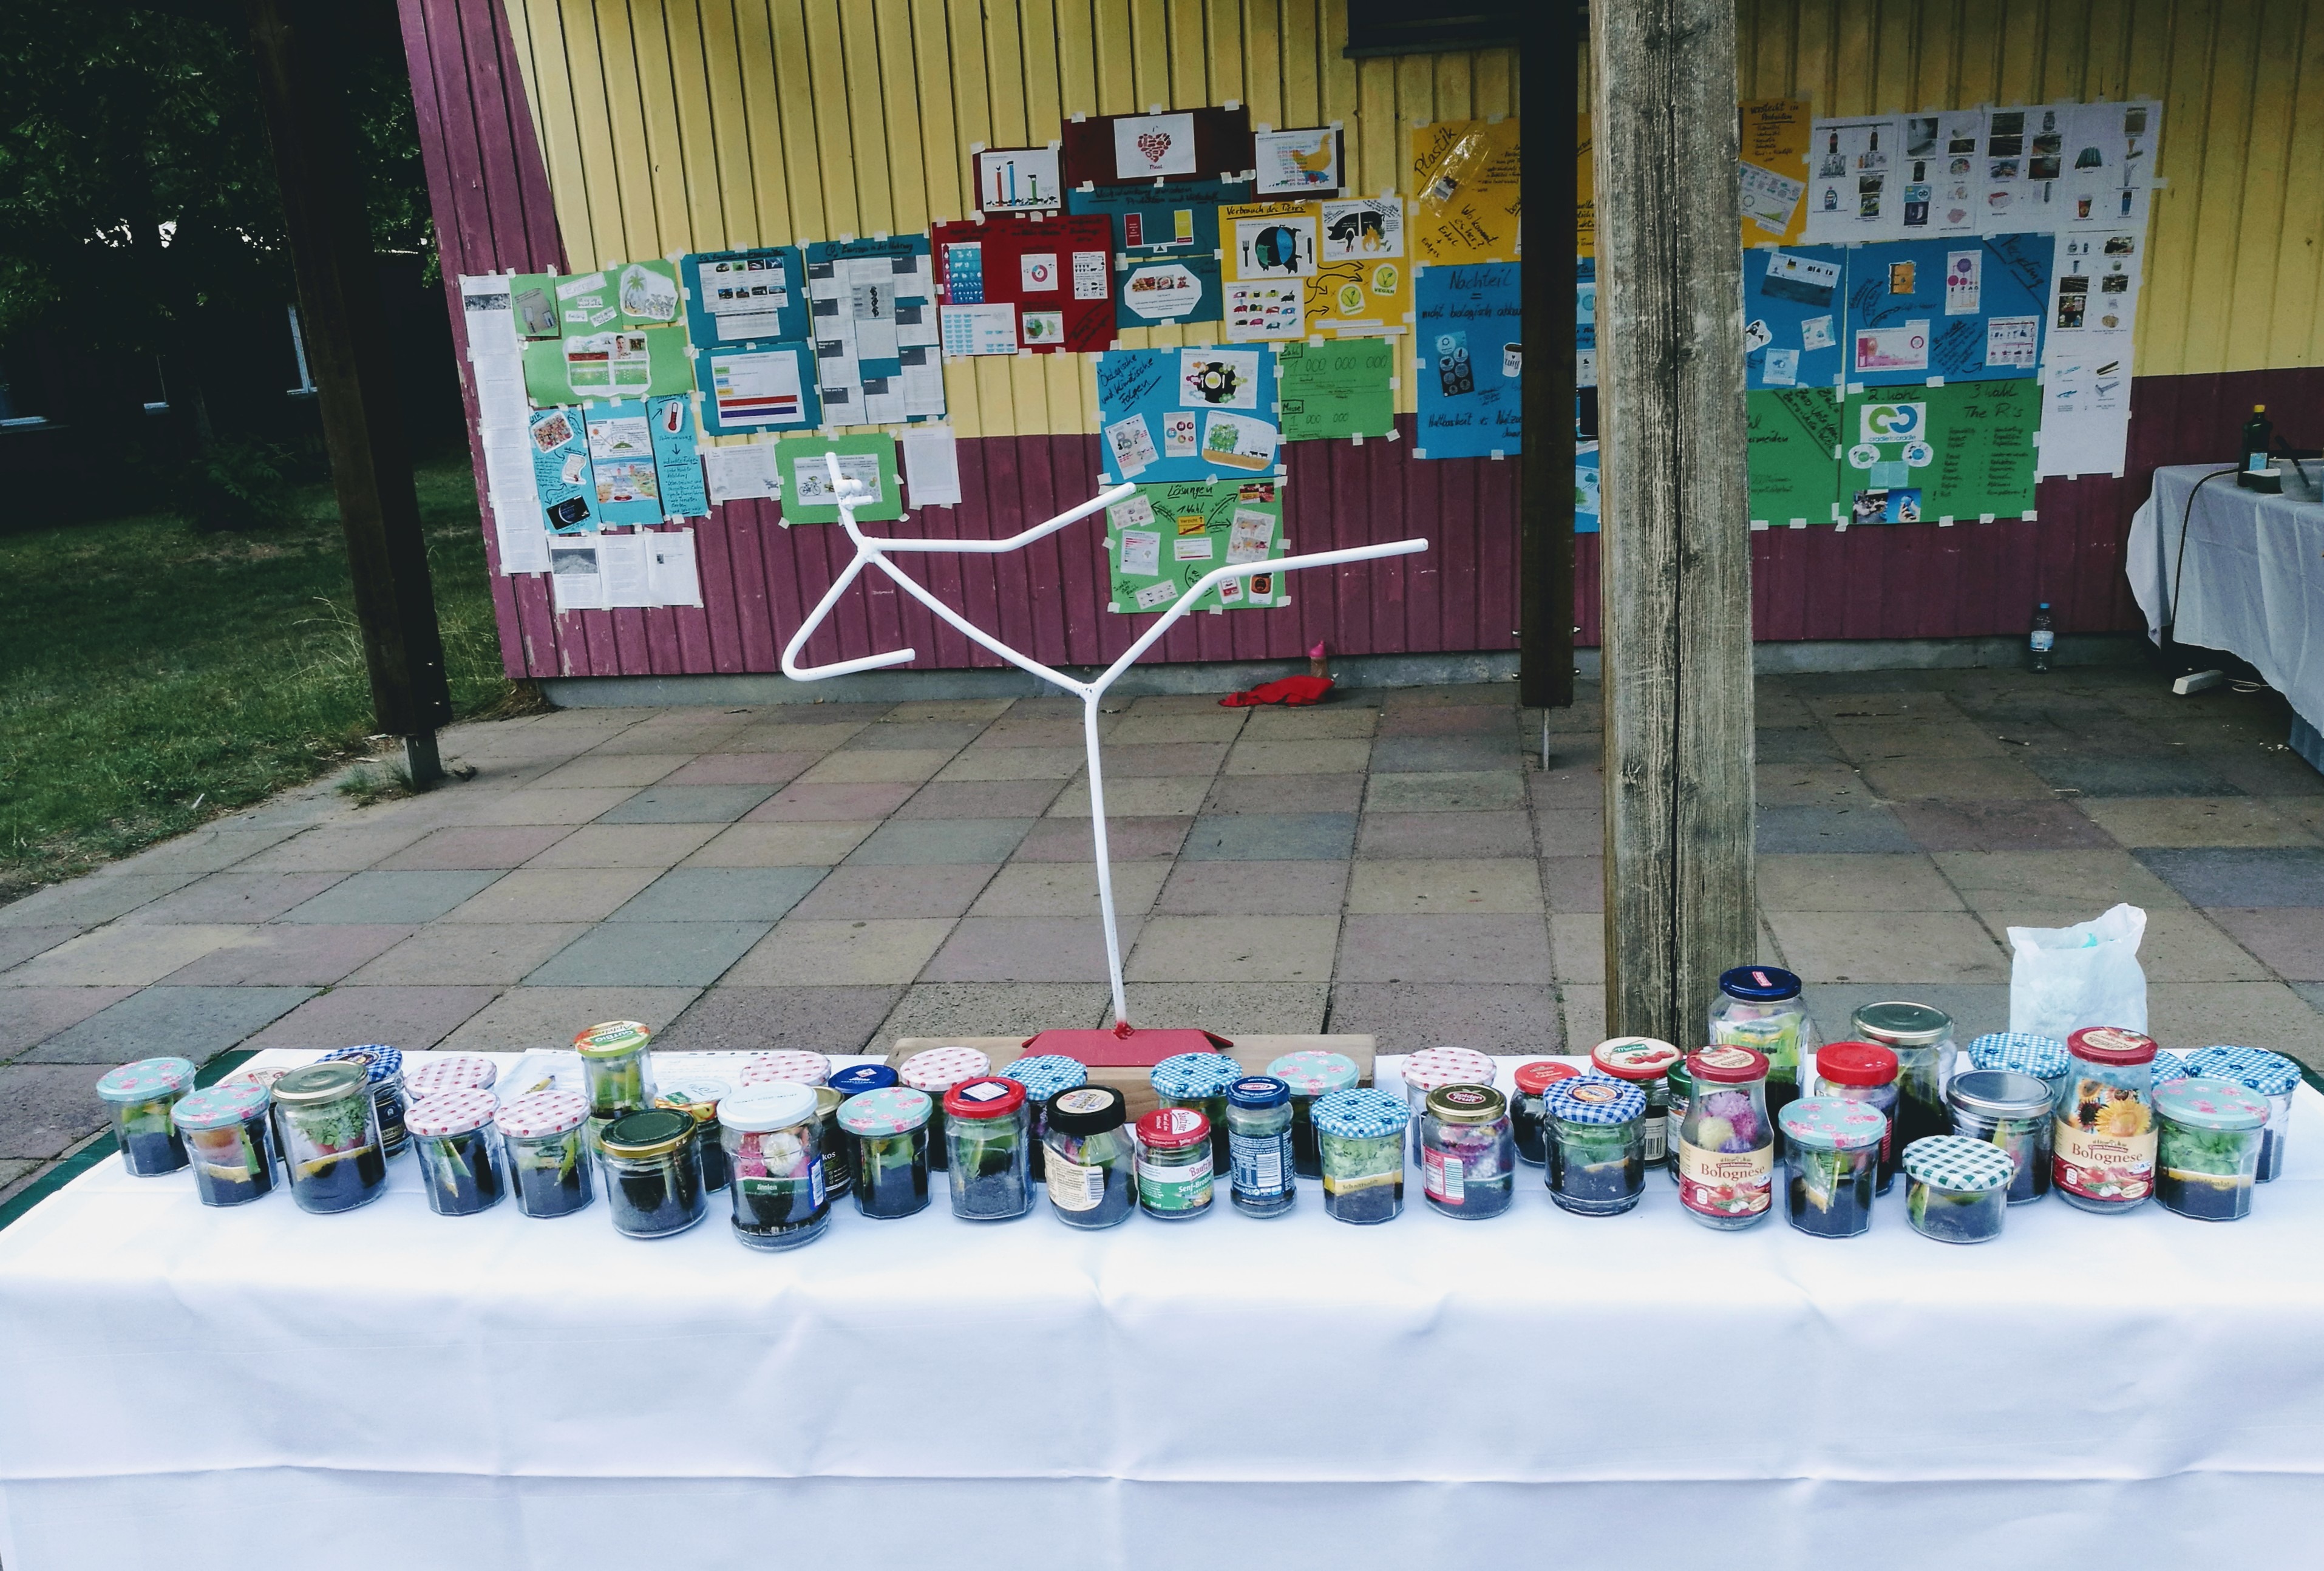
[[2128, 462, 2324, 735], [5, 1050, 2324, 1568]]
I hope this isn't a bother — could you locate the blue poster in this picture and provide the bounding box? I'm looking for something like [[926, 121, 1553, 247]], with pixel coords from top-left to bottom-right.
[[582, 399, 664, 528], [1415, 263, 1522, 459], [1843, 236, 2050, 387], [1742, 245, 1846, 392], [648, 394, 708, 518], [528, 406, 597, 534], [1575, 442, 1600, 534], [695, 339, 821, 437], [1095, 346, 1280, 485], [1068, 177, 1246, 328], [681, 246, 809, 347]]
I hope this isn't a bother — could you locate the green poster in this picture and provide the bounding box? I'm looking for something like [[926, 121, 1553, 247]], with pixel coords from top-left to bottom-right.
[[1745, 387, 1842, 527], [1278, 339, 1396, 442], [1106, 478, 1286, 613], [773, 432, 902, 523], [1839, 379, 2038, 524], [522, 328, 691, 408]]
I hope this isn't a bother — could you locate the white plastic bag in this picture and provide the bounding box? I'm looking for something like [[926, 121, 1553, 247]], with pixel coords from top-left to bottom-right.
[[2007, 903, 2149, 1039]]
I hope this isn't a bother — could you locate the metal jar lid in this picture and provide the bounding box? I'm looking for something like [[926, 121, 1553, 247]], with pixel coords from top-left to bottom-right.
[[271, 1061, 371, 1107], [1852, 1001, 1952, 1048], [1946, 1070, 2052, 1122], [1424, 1083, 1506, 1124], [599, 1108, 696, 1159], [573, 1020, 652, 1059]]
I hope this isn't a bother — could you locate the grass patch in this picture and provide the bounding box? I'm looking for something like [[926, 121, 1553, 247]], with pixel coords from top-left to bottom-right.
[[0, 454, 518, 900]]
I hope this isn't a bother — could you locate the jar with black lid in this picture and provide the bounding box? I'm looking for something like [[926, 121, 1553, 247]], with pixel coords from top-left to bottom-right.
[[1043, 1085, 1134, 1229], [599, 1108, 709, 1239]]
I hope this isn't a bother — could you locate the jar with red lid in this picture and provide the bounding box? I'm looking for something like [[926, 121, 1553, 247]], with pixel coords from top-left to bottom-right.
[[1676, 1047, 1775, 1230], [944, 1076, 1035, 1221], [1421, 1084, 1515, 1220], [1135, 1107, 1215, 1221], [1813, 1041, 1902, 1193], [1510, 1060, 1582, 1165], [1592, 1037, 1684, 1169], [2053, 1026, 2159, 1213]]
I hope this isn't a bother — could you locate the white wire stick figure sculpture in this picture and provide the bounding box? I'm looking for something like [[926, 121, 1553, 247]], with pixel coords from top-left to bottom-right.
[[783, 453, 1428, 1029]]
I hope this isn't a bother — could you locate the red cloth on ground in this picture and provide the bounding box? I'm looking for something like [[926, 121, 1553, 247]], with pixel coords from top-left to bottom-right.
[[1218, 675, 1334, 707]]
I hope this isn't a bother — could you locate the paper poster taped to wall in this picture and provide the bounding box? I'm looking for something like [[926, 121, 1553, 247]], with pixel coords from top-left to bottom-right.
[[1410, 119, 1521, 266], [682, 246, 809, 346], [1107, 478, 1287, 613], [1068, 177, 1243, 327], [804, 235, 944, 424], [1744, 246, 1846, 391], [1254, 127, 1342, 195], [1415, 263, 1521, 459], [1278, 338, 1396, 442], [1843, 236, 2050, 385], [1095, 346, 1279, 484], [773, 432, 903, 524], [1805, 117, 1904, 243], [976, 145, 1062, 214], [1738, 100, 1812, 244], [529, 406, 599, 535], [1745, 387, 1843, 528], [698, 340, 820, 436]]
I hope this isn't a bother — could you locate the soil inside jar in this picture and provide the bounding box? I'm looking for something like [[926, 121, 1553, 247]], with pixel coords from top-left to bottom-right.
[[698, 1127, 732, 1193], [1511, 1095, 1548, 1166], [1785, 1150, 1873, 1237], [1052, 1162, 1134, 1227], [1290, 1100, 1323, 1179], [855, 1133, 931, 1218], [294, 1144, 388, 1212], [121, 1128, 188, 1176], [950, 1125, 1030, 1219], [734, 1172, 825, 1238], [613, 1158, 701, 1236], [2258, 1127, 2285, 1182], [815, 1121, 848, 1197], [1909, 1183, 2000, 1242], [424, 1133, 500, 1216], [1323, 1174, 1402, 1223], [1558, 1153, 1643, 1209], [514, 1149, 589, 1217], [2158, 1168, 2251, 1221]]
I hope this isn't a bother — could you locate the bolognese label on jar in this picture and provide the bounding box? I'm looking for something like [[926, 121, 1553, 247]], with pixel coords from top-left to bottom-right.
[[1676, 1139, 1772, 1216], [2052, 1121, 2155, 1202], [1047, 1152, 1107, 1211]]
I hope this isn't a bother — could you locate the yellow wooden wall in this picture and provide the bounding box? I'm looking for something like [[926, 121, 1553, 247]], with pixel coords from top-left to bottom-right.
[[499, 0, 2320, 449]]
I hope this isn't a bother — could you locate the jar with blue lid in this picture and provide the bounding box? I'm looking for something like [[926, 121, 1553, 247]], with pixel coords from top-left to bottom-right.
[[1544, 1075, 1648, 1216], [1225, 1076, 1296, 1217], [1313, 1088, 1407, 1224], [1265, 1050, 1360, 1178], [1710, 965, 1817, 1128], [1779, 1096, 1886, 1238], [95, 1057, 198, 1176], [824, 1063, 899, 1196], [320, 1045, 409, 1158], [996, 1054, 1087, 1181], [2153, 1077, 2270, 1222], [172, 1082, 276, 1207], [1965, 1033, 2070, 1098], [1150, 1052, 1242, 1175], [2185, 1047, 2300, 1182], [2150, 1050, 2192, 1085], [1903, 1135, 2014, 1244]]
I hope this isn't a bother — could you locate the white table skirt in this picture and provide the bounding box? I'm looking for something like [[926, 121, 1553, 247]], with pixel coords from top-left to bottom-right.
[[5, 1050, 2323, 1569]]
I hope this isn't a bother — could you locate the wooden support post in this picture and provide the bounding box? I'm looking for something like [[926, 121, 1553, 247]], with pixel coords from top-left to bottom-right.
[[1519, 7, 1579, 711], [242, 0, 452, 782], [1590, 0, 1758, 1042]]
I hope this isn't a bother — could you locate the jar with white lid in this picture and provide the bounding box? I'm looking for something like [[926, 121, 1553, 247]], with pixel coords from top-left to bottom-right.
[[407, 1088, 505, 1216], [722, 1083, 829, 1248], [739, 1050, 832, 1090], [402, 1054, 498, 1102], [899, 1047, 990, 1173]]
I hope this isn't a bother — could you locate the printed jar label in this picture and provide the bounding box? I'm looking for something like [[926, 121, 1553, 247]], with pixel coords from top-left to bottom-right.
[[1677, 1139, 1773, 1217], [1422, 1149, 1466, 1203], [739, 1158, 825, 1208], [2053, 1119, 2155, 1203], [1047, 1153, 1107, 1212], [1713, 1016, 1799, 1071], [1641, 1113, 1667, 1164], [1229, 1130, 1290, 1197], [1322, 1168, 1399, 1195], [1137, 1157, 1213, 1213]]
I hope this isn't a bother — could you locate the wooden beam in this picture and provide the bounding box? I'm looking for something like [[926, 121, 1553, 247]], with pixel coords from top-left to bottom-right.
[[1590, 0, 1757, 1042], [242, 0, 452, 780], [1520, 5, 1578, 710]]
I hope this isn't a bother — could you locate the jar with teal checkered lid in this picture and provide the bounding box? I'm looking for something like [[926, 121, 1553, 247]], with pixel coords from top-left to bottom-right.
[[996, 1054, 1087, 1182], [320, 1045, 410, 1159], [1266, 1050, 1359, 1178], [1313, 1088, 1407, 1224], [172, 1081, 276, 1207], [1151, 1051, 1242, 1174], [1903, 1135, 2014, 1244], [95, 1057, 197, 1176], [1779, 1096, 1885, 1239], [1965, 1033, 2070, 1099], [2185, 1047, 2301, 1182], [1545, 1075, 1648, 1216], [2153, 1077, 2270, 1222]]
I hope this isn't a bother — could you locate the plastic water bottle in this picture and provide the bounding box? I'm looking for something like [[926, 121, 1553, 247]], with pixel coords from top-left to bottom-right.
[[2029, 602, 2055, 673]]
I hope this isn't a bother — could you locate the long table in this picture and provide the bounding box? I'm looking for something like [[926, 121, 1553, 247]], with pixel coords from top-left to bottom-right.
[[4, 1048, 2323, 1568]]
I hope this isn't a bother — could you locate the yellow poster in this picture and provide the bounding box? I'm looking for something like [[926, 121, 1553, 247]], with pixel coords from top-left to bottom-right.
[[1410, 119, 1521, 266], [1306, 196, 1407, 337], [1738, 98, 1813, 245], [1577, 113, 1594, 257], [1221, 200, 1319, 341]]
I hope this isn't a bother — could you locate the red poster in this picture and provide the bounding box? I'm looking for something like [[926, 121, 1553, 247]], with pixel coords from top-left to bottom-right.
[[932, 214, 1114, 355]]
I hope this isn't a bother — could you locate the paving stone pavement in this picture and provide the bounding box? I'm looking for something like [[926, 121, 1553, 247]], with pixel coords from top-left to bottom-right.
[[7, 667, 2324, 1204]]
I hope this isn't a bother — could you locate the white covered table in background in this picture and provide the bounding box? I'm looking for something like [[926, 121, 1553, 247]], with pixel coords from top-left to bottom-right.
[[4, 1048, 2323, 1569]]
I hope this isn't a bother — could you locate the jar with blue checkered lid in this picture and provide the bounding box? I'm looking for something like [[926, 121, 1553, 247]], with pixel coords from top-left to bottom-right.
[[1313, 1088, 1408, 1224], [2150, 1050, 2193, 1087], [320, 1045, 409, 1158], [2153, 1077, 2270, 1222], [1266, 1050, 1361, 1178], [95, 1057, 197, 1176], [2185, 1047, 2300, 1182], [1965, 1033, 2070, 1100], [996, 1054, 1087, 1181], [1780, 1096, 1885, 1238], [1544, 1075, 1648, 1216], [1903, 1135, 2014, 1244], [1946, 1070, 2053, 1204], [1150, 1051, 1242, 1175]]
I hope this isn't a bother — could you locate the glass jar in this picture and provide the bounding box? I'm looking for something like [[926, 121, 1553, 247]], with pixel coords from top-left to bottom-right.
[[1266, 1050, 1361, 1178], [402, 1054, 498, 1102], [2153, 1077, 2269, 1223], [95, 1057, 197, 1176], [1135, 1107, 1215, 1221], [216, 1066, 288, 1172], [838, 1086, 934, 1220], [273, 1061, 392, 1214], [1903, 1135, 2013, 1244], [319, 1045, 410, 1159], [573, 1022, 657, 1142], [1044, 1086, 1134, 1229], [1852, 1002, 1955, 1158], [2053, 1026, 2158, 1214], [406, 1089, 505, 1216], [812, 1087, 847, 1198], [1665, 1059, 1693, 1185], [1779, 1096, 1886, 1239], [945, 1076, 1036, 1221], [1226, 1076, 1296, 1218], [739, 1050, 832, 1090], [171, 1082, 276, 1207], [899, 1047, 990, 1173], [1591, 1037, 1682, 1169], [2185, 1047, 2300, 1182], [825, 1063, 900, 1195], [654, 1075, 735, 1193], [1544, 1075, 1648, 1216], [1710, 966, 1816, 1128], [1812, 1041, 1902, 1193], [1313, 1088, 1408, 1224], [1150, 1052, 1242, 1176], [1964, 1033, 2069, 1104], [495, 1089, 595, 1219], [1676, 1046, 1775, 1230], [721, 1083, 830, 1248], [1510, 1060, 1582, 1166], [995, 1055, 1087, 1182], [1421, 1084, 1514, 1220], [1946, 1070, 2053, 1205], [1396, 1047, 1496, 1161], [599, 1108, 708, 1239]]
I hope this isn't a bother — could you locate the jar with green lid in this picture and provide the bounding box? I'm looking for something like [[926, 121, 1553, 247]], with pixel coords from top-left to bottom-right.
[[1266, 1050, 1361, 1178], [1044, 1087, 1133, 1229], [899, 1046, 990, 1173], [2053, 1026, 2158, 1213], [1544, 1076, 1648, 1216], [1150, 1052, 1241, 1176], [1135, 1107, 1214, 1221], [573, 1020, 657, 1138], [839, 1086, 934, 1219], [1946, 1069, 2053, 1204], [722, 1084, 830, 1247], [599, 1108, 708, 1238], [1226, 1076, 1296, 1217], [1510, 1060, 1582, 1166], [1421, 1084, 1514, 1220], [171, 1082, 276, 1207], [1664, 1059, 1693, 1185], [945, 1076, 1036, 1221], [95, 1057, 197, 1176], [495, 1090, 595, 1219], [1779, 1096, 1885, 1238], [319, 1046, 409, 1159], [1710, 966, 1816, 1128], [994, 1054, 1087, 1181], [1903, 1135, 2013, 1244], [406, 1089, 505, 1216], [2153, 1077, 2269, 1222], [1313, 1088, 1407, 1224], [272, 1061, 391, 1214], [1850, 1002, 1955, 1158], [1591, 1037, 1683, 1169], [654, 1075, 735, 1193]]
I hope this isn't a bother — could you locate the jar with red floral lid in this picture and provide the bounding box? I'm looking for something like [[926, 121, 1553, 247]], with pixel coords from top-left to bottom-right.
[[899, 1047, 991, 1173]]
